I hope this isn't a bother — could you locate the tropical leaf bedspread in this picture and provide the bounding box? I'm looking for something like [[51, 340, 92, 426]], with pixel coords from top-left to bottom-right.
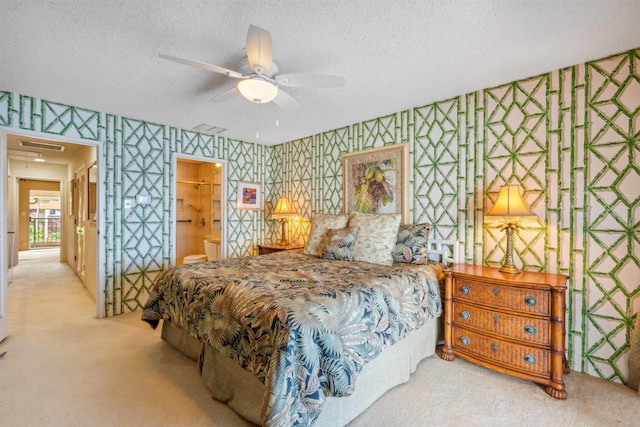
[[142, 250, 444, 426]]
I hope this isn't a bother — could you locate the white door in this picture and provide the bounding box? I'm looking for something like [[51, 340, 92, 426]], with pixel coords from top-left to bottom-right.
[[0, 129, 8, 341]]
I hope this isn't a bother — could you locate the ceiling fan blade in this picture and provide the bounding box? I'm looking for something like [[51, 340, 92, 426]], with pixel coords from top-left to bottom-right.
[[246, 25, 272, 75], [272, 89, 299, 111], [209, 86, 240, 103], [159, 53, 245, 78], [275, 73, 345, 88]]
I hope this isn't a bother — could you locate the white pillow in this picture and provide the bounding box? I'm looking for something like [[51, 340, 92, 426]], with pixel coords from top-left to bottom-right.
[[348, 212, 401, 266], [304, 213, 349, 257]]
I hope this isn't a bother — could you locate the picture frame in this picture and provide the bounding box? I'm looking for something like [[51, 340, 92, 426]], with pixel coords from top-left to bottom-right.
[[237, 181, 262, 210], [342, 143, 409, 223]]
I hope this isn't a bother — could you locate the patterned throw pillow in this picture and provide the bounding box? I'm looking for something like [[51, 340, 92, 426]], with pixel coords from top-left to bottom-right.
[[348, 212, 401, 266], [321, 227, 359, 261], [304, 213, 349, 257], [392, 223, 431, 264]]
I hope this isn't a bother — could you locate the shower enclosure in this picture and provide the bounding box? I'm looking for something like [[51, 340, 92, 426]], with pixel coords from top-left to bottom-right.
[[175, 158, 223, 264]]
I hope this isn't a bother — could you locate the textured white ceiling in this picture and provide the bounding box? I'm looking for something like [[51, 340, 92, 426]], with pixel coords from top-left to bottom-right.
[[2, 1, 640, 146]]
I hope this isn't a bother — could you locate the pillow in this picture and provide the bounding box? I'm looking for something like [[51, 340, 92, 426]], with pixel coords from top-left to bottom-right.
[[304, 213, 349, 257], [348, 212, 401, 266], [392, 223, 431, 264], [321, 227, 359, 261]]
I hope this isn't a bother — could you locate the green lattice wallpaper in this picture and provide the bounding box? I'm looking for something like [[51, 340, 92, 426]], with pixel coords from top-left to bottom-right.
[[0, 92, 272, 316], [276, 48, 639, 384], [1, 47, 638, 384], [583, 50, 640, 380]]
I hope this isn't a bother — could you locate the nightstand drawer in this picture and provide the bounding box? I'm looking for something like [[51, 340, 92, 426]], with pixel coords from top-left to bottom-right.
[[452, 301, 550, 345], [453, 279, 550, 316], [453, 327, 550, 377]]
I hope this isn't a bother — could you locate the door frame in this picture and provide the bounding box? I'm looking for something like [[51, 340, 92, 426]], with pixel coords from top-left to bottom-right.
[[173, 153, 226, 264], [0, 129, 8, 341], [0, 127, 106, 321]]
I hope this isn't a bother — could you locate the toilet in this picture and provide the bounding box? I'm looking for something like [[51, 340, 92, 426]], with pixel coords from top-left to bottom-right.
[[204, 232, 221, 260], [184, 231, 221, 264]]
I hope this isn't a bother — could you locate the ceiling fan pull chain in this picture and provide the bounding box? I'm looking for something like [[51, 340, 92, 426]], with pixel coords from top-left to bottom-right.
[[255, 103, 260, 140]]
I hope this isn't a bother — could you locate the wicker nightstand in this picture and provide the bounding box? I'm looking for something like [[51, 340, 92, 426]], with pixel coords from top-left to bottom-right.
[[441, 264, 569, 399], [257, 243, 304, 255]]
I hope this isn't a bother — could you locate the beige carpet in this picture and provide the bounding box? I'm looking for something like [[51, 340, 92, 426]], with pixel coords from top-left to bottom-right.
[[1, 249, 637, 427]]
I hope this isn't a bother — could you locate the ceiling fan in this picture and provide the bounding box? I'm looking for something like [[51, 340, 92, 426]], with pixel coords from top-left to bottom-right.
[[160, 25, 345, 108]]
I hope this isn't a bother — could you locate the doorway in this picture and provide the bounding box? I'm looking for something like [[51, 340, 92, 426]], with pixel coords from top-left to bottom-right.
[[3, 131, 103, 326], [17, 180, 62, 252], [175, 157, 225, 265]]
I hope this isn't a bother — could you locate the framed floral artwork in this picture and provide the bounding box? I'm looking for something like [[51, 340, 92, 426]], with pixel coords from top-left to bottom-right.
[[237, 181, 262, 210], [342, 143, 409, 223]]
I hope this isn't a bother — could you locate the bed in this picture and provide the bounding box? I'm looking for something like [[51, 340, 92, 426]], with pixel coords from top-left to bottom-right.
[[142, 214, 458, 426]]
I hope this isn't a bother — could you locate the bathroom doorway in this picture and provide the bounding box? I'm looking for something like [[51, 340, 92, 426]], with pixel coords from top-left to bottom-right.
[[175, 157, 224, 265]]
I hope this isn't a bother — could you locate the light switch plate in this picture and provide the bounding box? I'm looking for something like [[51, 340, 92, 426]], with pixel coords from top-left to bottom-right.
[[136, 194, 151, 205]]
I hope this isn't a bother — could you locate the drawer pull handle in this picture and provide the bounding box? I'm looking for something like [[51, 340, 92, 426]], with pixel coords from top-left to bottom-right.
[[461, 286, 470, 295], [461, 311, 470, 320], [494, 314, 499, 324], [493, 287, 499, 295], [524, 354, 537, 364], [460, 336, 470, 345], [492, 342, 498, 351], [524, 325, 537, 335], [524, 296, 537, 306]]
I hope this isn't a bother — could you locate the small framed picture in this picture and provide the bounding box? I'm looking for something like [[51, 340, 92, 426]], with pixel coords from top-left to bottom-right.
[[237, 181, 262, 210]]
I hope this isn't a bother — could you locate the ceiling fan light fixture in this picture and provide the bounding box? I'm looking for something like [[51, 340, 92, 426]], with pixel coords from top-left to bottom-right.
[[238, 78, 278, 103]]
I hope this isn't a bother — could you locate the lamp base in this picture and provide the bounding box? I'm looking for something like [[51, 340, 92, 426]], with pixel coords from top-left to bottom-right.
[[278, 219, 289, 245], [498, 264, 521, 274], [499, 222, 521, 274]]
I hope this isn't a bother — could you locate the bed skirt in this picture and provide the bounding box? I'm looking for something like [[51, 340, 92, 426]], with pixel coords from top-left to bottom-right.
[[161, 319, 438, 426]]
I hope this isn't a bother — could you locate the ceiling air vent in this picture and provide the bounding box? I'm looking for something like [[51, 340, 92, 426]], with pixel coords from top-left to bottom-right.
[[20, 140, 65, 151], [193, 123, 228, 135]]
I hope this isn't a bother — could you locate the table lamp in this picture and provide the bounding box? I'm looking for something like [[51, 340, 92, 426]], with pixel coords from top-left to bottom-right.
[[271, 197, 296, 245], [485, 181, 537, 274]]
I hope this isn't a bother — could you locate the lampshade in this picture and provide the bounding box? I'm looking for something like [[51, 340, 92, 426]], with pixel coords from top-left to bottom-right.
[[237, 78, 278, 103], [486, 182, 536, 218], [271, 198, 296, 219]]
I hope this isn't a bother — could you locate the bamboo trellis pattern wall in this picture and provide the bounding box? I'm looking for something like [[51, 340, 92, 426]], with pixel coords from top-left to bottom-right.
[[1, 48, 638, 384], [277, 49, 640, 384], [0, 93, 273, 317]]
